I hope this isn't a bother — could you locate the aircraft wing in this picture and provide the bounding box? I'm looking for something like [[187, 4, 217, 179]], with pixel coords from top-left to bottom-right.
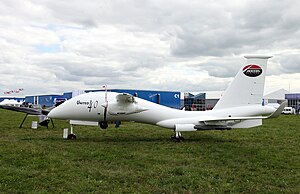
[[107, 93, 148, 115], [0, 105, 42, 115]]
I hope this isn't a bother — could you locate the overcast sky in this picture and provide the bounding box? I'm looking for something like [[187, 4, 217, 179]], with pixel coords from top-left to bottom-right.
[[0, 0, 299, 96]]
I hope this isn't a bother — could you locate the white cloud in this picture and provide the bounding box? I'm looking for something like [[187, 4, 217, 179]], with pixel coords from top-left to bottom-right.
[[0, 0, 300, 96]]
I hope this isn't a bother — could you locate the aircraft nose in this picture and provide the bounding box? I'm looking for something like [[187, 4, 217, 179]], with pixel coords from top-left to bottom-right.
[[48, 102, 71, 119], [47, 106, 62, 119], [47, 98, 79, 120]]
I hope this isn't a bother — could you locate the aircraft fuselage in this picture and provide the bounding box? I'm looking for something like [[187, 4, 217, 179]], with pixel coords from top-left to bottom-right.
[[48, 91, 275, 129]]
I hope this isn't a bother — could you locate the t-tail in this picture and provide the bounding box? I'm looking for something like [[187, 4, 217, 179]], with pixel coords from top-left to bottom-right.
[[213, 55, 272, 110]]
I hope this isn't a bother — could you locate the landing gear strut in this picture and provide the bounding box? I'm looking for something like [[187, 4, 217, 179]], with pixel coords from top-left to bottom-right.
[[99, 121, 108, 129], [67, 124, 76, 140], [171, 131, 184, 142]]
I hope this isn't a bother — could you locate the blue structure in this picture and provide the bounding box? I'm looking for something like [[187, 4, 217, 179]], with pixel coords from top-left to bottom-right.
[[63, 92, 73, 100], [85, 89, 181, 109], [9, 89, 180, 109], [25, 94, 66, 107], [285, 93, 300, 114], [24, 96, 34, 104]]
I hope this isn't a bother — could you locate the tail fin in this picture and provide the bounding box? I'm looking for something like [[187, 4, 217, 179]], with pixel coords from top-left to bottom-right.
[[213, 55, 272, 110]]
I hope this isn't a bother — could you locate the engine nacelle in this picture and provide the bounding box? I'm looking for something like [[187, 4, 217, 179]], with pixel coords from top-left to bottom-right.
[[175, 124, 197, 132], [104, 102, 148, 115]]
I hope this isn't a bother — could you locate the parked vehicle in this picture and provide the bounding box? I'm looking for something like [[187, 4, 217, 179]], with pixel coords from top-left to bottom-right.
[[282, 107, 295, 114]]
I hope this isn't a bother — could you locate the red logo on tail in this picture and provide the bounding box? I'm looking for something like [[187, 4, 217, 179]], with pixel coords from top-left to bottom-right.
[[243, 64, 262, 77]]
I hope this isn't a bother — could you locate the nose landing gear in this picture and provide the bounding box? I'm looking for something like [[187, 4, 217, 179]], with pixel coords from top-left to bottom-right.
[[67, 124, 76, 140], [99, 121, 108, 129]]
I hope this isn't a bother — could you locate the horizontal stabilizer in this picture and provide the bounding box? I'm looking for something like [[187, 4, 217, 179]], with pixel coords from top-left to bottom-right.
[[267, 101, 287, 118]]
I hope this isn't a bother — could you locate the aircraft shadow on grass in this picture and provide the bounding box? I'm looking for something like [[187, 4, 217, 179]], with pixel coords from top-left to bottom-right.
[[20, 133, 236, 144]]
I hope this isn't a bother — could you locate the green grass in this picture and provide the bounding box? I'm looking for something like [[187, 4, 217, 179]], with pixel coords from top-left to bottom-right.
[[0, 109, 299, 193]]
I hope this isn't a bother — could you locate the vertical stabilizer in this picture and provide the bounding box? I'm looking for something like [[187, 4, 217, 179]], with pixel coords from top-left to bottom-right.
[[213, 55, 272, 110]]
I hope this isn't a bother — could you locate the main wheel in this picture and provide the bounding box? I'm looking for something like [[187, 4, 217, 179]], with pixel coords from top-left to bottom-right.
[[171, 135, 181, 142]]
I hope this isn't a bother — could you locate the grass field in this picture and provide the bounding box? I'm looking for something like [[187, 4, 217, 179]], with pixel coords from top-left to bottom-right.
[[0, 109, 299, 193]]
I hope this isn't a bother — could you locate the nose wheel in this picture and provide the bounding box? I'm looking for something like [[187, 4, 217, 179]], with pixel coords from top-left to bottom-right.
[[99, 121, 108, 129], [67, 124, 76, 140], [67, 133, 76, 140]]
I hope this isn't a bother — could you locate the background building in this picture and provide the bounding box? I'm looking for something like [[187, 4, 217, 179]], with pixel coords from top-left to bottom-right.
[[25, 94, 68, 107], [285, 93, 300, 114], [263, 89, 288, 105], [183, 92, 206, 111]]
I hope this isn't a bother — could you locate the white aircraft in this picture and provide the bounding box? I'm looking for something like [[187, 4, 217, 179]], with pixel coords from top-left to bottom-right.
[[0, 99, 23, 107], [48, 56, 286, 141]]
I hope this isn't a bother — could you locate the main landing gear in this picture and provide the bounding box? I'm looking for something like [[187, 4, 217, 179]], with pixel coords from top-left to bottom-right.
[[171, 131, 184, 142]]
